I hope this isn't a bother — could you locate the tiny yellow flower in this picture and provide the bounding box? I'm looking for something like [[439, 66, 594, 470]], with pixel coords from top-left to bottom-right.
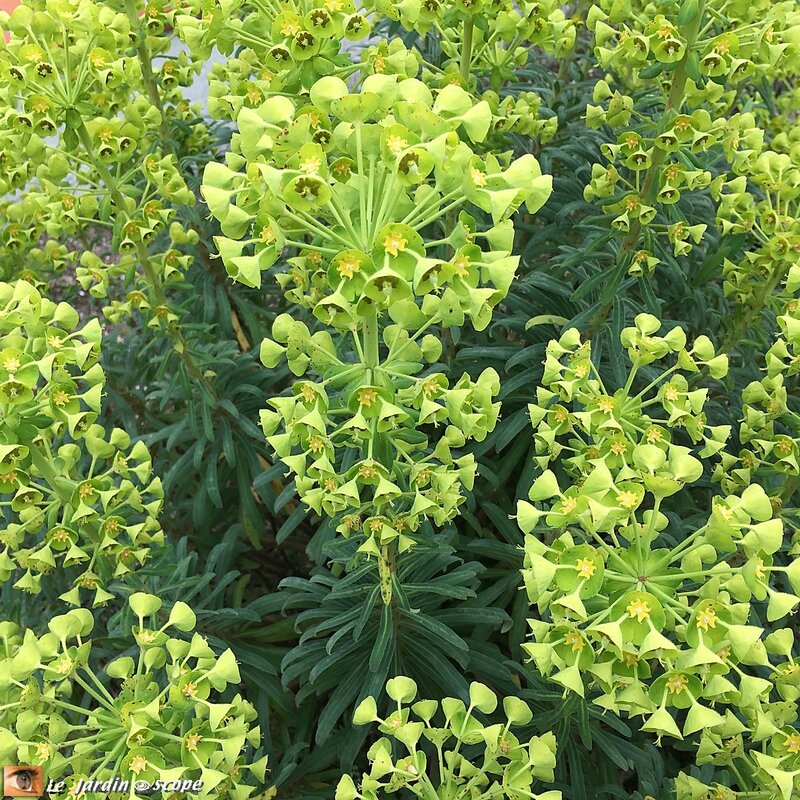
[[358, 463, 378, 480], [36, 742, 51, 760], [308, 435, 325, 454], [645, 426, 663, 444], [78, 483, 95, 500], [183, 682, 198, 698], [386, 135, 408, 155], [358, 388, 378, 407], [280, 19, 301, 36], [299, 156, 322, 174], [260, 225, 276, 244], [185, 734, 202, 752], [299, 384, 316, 403], [696, 606, 718, 631], [383, 232, 407, 256], [453, 254, 470, 277], [129, 755, 148, 774], [755, 557, 766, 579], [575, 558, 596, 579], [574, 363, 589, 379], [3, 356, 20, 373], [785, 733, 800, 754], [663, 384, 679, 402], [617, 491, 639, 510], [564, 630, 585, 652], [422, 377, 440, 397], [610, 440, 627, 455], [337, 256, 362, 279], [666, 674, 688, 694], [626, 597, 651, 623], [561, 497, 578, 515], [622, 652, 638, 667], [596, 396, 614, 414], [470, 168, 487, 187], [52, 389, 70, 407]]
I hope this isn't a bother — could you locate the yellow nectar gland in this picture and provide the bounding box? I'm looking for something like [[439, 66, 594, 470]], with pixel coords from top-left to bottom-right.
[[186, 734, 202, 752], [52, 389, 70, 407], [260, 225, 276, 244], [755, 557, 766, 580], [453, 254, 470, 277], [696, 606, 718, 631], [663, 384, 679, 402], [610, 440, 628, 455], [573, 362, 589, 379], [422, 377, 440, 397], [626, 597, 651, 623], [561, 497, 578, 515], [129, 755, 149, 774], [575, 557, 597, 579], [666, 674, 688, 694], [785, 733, 800, 754], [597, 397, 614, 414], [471, 168, 487, 187], [36, 743, 51, 760], [337, 256, 362, 279], [281, 19, 301, 36], [386, 135, 408, 155], [308, 436, 325, 454], [383, 233, 407, 256], [299, 384, 316, 403], [617, 491, 639, 510], [299, 156, 322, 174], [3, 356, 20, 373], [645, 426, 663, 444], [622, 652, 638, 667], [183, 682, 198, 698], [358, 463, 378, 480], [564, 630, 585, 652], [358, 388, 378, 407]]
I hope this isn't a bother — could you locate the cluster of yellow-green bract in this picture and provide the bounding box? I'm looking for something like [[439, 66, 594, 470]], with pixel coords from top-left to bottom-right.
[[517, 319, 800, 782], [201, 74, 551, 553], [0, 595, 266, 799], [337, 677, 560, 800], [0, 281, 164, 606]]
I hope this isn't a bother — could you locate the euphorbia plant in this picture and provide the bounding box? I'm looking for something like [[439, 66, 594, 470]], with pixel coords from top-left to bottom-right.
[[337, 676, 560, 800], [0, 594, 267, 798], [202, 74, 551, 564], [0, 281, 163, 605], [518, 318, 800, 773]]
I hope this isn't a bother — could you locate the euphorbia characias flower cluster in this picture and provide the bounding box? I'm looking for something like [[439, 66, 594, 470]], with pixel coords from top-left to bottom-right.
[[0, 282, 164, 605], [0, 0, 798, 794], [0, 595, 267, 799], [518, 318, 800, 797], [202, 74, 552, 557], [337, 677, 560, 800], [583, 0, 800, 276]]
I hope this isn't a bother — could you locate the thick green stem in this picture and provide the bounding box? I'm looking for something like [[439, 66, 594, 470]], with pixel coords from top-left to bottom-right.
[[719, 262, 788, 356], [460, 18, 474, 83], [591, 1, 705, 335], [123, 0, 173, 152], [75, 123, 215, 394], [363, 306, 380, 370]]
